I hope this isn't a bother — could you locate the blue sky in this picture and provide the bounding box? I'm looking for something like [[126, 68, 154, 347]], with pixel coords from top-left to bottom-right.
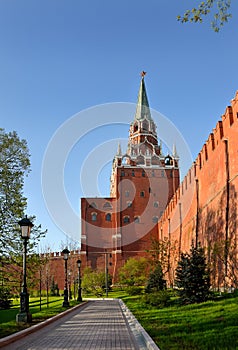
[[1, 0, 238, 251]]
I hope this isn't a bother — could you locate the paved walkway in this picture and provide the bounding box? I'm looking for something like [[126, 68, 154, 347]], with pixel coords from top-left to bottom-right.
[[0, 299, 159, 350]]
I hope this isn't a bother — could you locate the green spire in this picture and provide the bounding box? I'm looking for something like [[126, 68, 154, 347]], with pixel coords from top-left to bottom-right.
[[134, 74, 152, 121]]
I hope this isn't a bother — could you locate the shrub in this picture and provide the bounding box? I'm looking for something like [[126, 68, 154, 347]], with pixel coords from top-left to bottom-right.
[[142, 290, 170, 308], [126, 286, 143, 296], [0, 286, 12, 309]]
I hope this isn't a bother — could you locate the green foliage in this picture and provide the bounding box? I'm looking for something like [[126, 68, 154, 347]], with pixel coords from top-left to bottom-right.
[[81, 267, 111, 297], [142, 290, 170, 308], [0, 286, 12, 309], [175, 243, 210, 304], [118, 257, 150, 287], [145, 262, 166, 293], [125, 286, 143, 296], [0, 128, 30, 256], [177, 0, 232, 32]]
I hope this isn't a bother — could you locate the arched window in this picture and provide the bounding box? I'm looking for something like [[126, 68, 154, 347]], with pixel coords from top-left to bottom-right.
[[140, 191, 145, 197], [127, 201, 132, 208], [123, 216, 130, 224], [89, 202, 97, 208], [105, 213, 111, 221], [103, 202, 112, 209], [134, 216, 140, 223], [142, 120, 149, 130], [153, 201, 159, 208], [133, 123, 138, 132], [91, 213, 97, 221], [165, 155, 172, 165]]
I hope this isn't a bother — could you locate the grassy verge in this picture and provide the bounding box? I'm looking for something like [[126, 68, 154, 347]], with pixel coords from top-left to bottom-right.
[[122, 293, 238, 350], [0, 297, 80, 339]]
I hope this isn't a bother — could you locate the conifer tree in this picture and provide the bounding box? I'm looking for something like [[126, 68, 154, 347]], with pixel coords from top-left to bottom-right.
[[145, 262, 166, 293], [175, 242, 210, 304]]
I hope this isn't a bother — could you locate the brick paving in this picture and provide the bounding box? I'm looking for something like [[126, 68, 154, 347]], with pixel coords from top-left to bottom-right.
[[1, 299, 157, 350]]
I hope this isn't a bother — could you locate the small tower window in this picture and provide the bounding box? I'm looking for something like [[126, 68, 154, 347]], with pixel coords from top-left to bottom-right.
[[103, 202, 112, 209], [89, 202, 97, 209], [105, 213, 111, 221], [132, 170, 135, 177], [123, 216, 130, 223], [91, 213, 97, 221], [134, 216, 140, 223], [154, 201, 159, 208], [140, 191, 145, 197], [125, 191, 129, 197], [127, 201, 132, 208], [142, 170, 145, 177]]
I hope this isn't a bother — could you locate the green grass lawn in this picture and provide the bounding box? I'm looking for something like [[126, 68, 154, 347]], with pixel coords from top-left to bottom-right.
[[122, 294, 238, 350], [0, 297, 80, 338]]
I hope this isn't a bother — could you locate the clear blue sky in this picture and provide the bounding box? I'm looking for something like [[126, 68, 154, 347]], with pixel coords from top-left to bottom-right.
[[1, 0, 238, 251]]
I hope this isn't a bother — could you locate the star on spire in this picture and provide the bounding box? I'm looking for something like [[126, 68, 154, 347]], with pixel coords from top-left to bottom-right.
[[141, 71, 147, 78]]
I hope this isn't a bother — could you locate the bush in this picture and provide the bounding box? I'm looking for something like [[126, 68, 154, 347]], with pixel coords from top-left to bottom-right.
[[126, 286, 143, 296], [0, 286, 12, 309], [142, 290, 170, 308]]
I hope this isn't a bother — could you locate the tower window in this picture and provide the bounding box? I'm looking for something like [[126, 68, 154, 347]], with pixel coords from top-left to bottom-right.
[[140, 191, 145, 197], [142, 170, 145, 177], [125, 191, 129, 197], [134, 216, 140, 223], [154, 201, 159, 208], [91, 213, 97, 221], [103, 202, 112, 209], [105, 213, 111, 221], [132, 170, 135, 177], [89, 202, 97, 209], [121, 170, 125, 177], [127, 201, 132, 208], [123, 216, 130, 223]]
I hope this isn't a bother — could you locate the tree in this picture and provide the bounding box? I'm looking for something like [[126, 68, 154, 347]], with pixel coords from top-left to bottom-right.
[[145, 262, 166, 293], [0, 128, 46, 292], [118, 257, 150, 287], [175, 242, 210, 304], [81, 267, 110, 297], [0, 128, 30, 256], [177, 0, 232, 32]]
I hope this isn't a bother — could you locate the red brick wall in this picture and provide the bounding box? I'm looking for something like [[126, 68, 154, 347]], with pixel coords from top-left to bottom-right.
[[158, 91, 238, 288]]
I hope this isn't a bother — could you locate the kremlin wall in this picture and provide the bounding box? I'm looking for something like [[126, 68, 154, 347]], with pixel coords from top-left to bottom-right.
[[158, 91, 238, 288]]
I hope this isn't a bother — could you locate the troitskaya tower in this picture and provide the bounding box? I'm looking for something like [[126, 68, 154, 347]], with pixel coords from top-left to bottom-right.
[[81, 73, 180, 280]]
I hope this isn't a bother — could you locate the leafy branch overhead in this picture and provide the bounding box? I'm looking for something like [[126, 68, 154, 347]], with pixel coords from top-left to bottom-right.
[[177, 0, 232, 32]]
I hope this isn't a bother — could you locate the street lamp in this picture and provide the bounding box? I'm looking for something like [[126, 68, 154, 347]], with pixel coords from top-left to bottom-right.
[[16, 216, 34, 324], [77, 259, 82, 302], [62, 248, 70, 307]]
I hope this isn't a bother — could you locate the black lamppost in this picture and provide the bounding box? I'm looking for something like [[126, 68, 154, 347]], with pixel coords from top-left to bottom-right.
[[62, 248, 70, 307], [16, 216, 34, 324], [77, 259, 82, 302]]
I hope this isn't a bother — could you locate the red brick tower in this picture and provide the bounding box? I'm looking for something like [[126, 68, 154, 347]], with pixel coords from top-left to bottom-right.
[[81, 74, 180, 281]]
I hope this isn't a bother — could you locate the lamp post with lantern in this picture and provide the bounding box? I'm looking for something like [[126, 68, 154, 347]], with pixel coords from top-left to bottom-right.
[[62, 248, 70, 307], [16, 216, 34, 324], [77, 259, 82, 302]]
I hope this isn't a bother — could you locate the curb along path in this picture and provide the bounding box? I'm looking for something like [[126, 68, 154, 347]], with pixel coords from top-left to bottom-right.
[[0, 299, 160, 350]]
